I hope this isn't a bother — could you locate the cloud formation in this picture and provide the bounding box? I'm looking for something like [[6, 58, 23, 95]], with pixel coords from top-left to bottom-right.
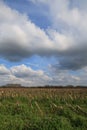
[[29, 0, 87, 70], [0, 64, 87, 86], [0, 0, 87, 71], [0, 64, 10, 75], [0, 1, 53, 61], [0, 64, 52, 86]]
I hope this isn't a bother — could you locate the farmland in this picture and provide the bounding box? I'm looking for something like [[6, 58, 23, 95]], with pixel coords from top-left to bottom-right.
[[0, 87, 87, 130]]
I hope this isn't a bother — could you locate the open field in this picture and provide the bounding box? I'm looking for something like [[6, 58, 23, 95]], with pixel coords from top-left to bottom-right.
[[0, 87, 87, 130]]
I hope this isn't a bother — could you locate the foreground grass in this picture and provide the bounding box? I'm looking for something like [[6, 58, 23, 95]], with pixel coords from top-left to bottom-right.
[[0, 87, 87, 130]]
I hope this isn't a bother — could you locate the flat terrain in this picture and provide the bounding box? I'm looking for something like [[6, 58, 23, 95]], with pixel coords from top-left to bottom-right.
[[0, 87, 87, 130]]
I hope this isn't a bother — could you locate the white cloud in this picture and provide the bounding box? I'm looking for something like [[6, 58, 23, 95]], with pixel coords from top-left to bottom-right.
[[0, 64, 10, 75], [0, 0, 87, 71], [0, 64, 52, 86], [0, 1, 54, 61], [44, 0, 87, 70], [11, 64, 48, 79], [1, 64, 87, 86], [31, 0, 87, 30]]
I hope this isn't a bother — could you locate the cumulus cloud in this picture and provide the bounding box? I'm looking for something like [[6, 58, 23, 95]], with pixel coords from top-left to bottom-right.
[[11, 64, 51, 81], [0, 64, 52, 86], [29, 0, 87, 70], [1, 63, 87, 86], [0, 0, 87, 70], [48, 64, 81, 86], [0, 64, 10, 75], [1, 64, 87, 86], [0, 1, 54, 61], [47, 0, 87, 70]]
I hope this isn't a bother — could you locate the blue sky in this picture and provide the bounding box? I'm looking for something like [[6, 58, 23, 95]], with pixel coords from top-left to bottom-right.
[[4, 0, 51, 29], [0, 0, 87, 86]]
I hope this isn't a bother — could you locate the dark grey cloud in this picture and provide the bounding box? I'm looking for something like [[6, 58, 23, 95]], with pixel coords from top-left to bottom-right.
[[0, 0, 87, 71], [0, 1, 54, 61], [52, 49, 87, 71], [59, 56, 87, 70], [0, 41, 32, 61]]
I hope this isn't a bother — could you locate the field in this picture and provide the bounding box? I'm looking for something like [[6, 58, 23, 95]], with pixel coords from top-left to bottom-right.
[[0, 87, 87, 130]]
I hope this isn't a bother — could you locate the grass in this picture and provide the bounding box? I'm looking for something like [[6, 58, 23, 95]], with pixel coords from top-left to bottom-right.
[[0, 87, 87, 130]]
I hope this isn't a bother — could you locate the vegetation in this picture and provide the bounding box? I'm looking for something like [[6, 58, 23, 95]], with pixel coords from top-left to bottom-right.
[[0, 87, 87, 130]]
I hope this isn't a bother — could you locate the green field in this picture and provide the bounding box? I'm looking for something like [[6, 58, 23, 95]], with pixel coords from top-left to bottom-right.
[[0, 87, 87, 130]]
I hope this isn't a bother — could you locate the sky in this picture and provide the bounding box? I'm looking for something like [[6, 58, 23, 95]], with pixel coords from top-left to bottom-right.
[[0, 0, 87, 86]]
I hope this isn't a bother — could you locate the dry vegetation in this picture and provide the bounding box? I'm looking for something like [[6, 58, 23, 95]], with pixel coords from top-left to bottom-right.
[[0, 87, 87, 130]]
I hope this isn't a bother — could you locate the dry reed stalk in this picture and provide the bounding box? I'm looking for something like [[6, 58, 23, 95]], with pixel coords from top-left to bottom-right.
[[76, 105, 87, 115], [69, 94, 73, 101], [52, 103, 57, 108], [35, 101, 43, 116], [67, 104, 78, 114]]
